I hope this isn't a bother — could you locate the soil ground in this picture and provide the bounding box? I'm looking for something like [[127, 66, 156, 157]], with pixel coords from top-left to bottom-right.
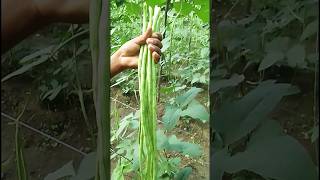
[[1, 76, 210, 179]]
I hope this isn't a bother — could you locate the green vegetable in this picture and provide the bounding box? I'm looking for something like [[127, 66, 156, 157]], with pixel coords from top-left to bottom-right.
[[138, 3, 162, 180]]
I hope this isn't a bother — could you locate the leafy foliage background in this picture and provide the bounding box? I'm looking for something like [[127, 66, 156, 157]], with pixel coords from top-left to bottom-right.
[[211, 0, 319, 179]]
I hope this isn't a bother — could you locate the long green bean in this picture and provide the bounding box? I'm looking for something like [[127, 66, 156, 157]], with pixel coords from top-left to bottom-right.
[[138, 3, 161, 180]]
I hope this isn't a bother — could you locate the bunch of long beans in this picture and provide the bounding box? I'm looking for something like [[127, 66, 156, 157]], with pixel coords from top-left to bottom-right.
[[138, 3, 161, 180]]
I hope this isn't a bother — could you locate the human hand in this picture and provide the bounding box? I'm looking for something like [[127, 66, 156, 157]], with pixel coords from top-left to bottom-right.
[[34, 0, 90, 23], [111, 27, 163, 77]]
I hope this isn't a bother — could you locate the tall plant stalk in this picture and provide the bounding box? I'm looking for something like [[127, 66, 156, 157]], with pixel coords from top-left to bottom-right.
[[90, 0, 109, 179], [138, 3, 161, 180]]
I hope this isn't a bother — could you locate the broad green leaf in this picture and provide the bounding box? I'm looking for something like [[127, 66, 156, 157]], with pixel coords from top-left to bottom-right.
[[174, 167, 192, 180], [265, 37, 290, 53], [44, 161, 75, 180], [125, 2, 140, 15], [176, 87, 203, 107], [213, 120, 318, 180], [258, 51, 284, 71], [71, 152, 96, 180], [167, 135, 202, 157], [2, 55, 49, 82], [157, 131, 202, 157], [194, 0, 209, 23], [213, 80, 300, 145], [300, 20, 318, 41], [157, 130, 169, 150], [146, 0, 166, 6], [224, 121, 318, 180], [196, 9, 209, 23], [211, 74, 245, 93], [181, 100, 209, 122], [211, 149, 229, 180], [162, 105, 182, 130], [173, 2, 194, 16], [286, 44, 306, 67]]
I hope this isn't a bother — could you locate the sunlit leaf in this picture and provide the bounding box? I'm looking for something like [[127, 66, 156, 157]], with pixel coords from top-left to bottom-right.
[[162, 105, 182, 130], [157, 130, 202, 157], [176, 87, 203, 107], [173, 2, 194, 16], [146, 0, 166, 6], [181, 100, 209, 122]]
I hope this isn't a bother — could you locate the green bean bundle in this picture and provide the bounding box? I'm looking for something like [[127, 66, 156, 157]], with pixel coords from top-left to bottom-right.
[[138, 3, 161, 180]]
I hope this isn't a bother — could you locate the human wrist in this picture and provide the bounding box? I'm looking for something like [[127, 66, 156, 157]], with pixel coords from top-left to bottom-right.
[[111, 50, 126, 77]]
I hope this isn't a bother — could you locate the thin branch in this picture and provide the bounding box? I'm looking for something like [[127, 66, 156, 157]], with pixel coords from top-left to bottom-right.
[[1, 112, 88, 156], [224, 0, 241, 19], [111, 97, 138, 111]]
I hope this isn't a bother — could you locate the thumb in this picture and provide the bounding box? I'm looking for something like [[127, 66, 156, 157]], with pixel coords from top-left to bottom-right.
[[134, 27, 152, 45]]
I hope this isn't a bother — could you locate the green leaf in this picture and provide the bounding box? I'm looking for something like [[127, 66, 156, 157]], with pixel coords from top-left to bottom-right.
[[265, 37, 290, 53], [193, 0, 209, 23], [2, 55, 49, 82], [71, 152, 96, 180], [211, 149, 229, 180], [174, 167, 192, 180], [157, 130, 202, 157], [173, 2, 194, 16], [211, 74, 245, 93], [181, 100, 209, 122], [286, 44, 306, 67], [300, 20, 318, 41], [258, 51, 285, 71], [162, 105, 182, 131], [111, 162, 125, 180], [146, 0, 166, 6], [19, 46, 53, 64], [125, 2, 140, 15], [224, 120, 318, 180], [176, 87, 203, 107], [44, 161, 75, 180], [157, 130, 169, 150], [48, 82, 68, 101], [213, 80, 300, 145], [167, 135, 202, 157]]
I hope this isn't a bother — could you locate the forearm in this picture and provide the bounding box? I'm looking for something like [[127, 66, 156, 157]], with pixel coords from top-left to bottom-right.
[[1, 0, 89, 54], [1, 0, 48, 53]]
